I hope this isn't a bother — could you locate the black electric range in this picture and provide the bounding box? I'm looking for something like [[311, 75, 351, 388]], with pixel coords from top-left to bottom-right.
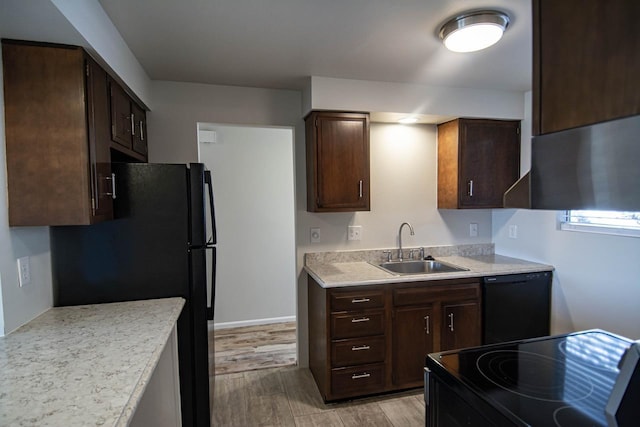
[[425, 330, 637, 426]]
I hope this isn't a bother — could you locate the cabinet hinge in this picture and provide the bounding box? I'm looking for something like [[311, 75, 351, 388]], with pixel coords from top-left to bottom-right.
[[91, 197, 96, 214], [315, 118, 318, 127], [86, 63, 90, 77], [516, 127, 520, 135]]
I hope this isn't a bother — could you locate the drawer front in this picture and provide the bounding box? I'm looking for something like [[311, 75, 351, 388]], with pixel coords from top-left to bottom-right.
[[330, 288, 384, 311], [331, 336, 386, 367], [331, 310, 385, 339], [331, 363, 385, 397], [394, 282, 479, 307]]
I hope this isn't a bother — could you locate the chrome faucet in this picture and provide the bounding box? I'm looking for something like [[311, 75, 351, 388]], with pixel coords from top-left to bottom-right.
[[398, 222, 415, 261]]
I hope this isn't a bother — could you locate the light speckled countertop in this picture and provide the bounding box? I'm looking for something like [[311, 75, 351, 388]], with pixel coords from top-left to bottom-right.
[[306, 254, 554, 287], [0, 297, 184, 427]]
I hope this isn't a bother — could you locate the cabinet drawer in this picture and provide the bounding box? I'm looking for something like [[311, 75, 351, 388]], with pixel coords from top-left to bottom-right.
[[331, 310, 385, 339], [394, 282, 479, 307], [331, 363, 385, 397], [331, 336, 385, 367], [330, 288, 384, 311]]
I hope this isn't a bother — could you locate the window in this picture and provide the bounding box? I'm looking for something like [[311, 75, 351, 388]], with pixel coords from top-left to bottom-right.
[[560, 210, 640, 238]]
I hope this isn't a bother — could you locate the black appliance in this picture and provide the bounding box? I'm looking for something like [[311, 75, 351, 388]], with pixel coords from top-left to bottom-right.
[[425, 330, 638, 427], [50, 163, 216, 427], [482, 271, 552, 344]]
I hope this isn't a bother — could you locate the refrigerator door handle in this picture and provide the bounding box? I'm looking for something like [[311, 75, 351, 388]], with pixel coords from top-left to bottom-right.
[[204, 171, 217, 245], [206, 246, 216, 320]]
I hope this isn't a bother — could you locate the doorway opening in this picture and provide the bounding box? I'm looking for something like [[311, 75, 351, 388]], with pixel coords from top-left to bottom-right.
[[197, 123, 297, 374]]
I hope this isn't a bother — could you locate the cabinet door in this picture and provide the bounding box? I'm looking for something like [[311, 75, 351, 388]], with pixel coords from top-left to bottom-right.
[[458, 119, 520, 208], [307, 112, 370, 212], [85, 57, 113, 221], [131, 102, 148, 155], [393, 305, 435, 386], [441, 301, 480, 352], [110, 81, 132, 149], [533, 0, 640, 135]]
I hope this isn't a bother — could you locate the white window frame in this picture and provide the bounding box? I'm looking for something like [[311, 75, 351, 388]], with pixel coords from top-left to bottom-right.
[[559, 210, 640, 238]]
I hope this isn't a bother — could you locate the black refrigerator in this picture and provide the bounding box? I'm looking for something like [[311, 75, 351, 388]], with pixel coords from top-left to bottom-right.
[[50, 162, 216, 427]]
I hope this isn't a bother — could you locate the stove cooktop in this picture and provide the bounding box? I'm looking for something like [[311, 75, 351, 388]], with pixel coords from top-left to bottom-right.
[[426, 330, 632, 426]]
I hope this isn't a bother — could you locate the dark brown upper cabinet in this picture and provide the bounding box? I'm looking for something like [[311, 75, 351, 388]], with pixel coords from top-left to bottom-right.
[[533, 0, 640, 135], [2, 40, 114, 226], [305, 111, 370, 212], [438, 118, 520, 209], [109, 79, 148, 158]]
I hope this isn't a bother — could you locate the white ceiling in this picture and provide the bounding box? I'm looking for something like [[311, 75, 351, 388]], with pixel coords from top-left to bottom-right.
[[96, 0, 532, 92]]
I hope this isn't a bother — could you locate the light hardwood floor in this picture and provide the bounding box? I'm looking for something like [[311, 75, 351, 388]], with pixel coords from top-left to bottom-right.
[[212, 366, 425, 427], [211, 322, 424, 426], [212, 322, 297, 375]]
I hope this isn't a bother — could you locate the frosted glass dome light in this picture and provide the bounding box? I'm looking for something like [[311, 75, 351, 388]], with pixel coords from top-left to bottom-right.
[[439, 11, 510, 53]]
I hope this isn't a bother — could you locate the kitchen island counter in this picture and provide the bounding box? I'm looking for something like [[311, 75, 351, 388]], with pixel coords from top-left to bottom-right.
[[306, 252, 553, 288], [0, 297, 184, 426]]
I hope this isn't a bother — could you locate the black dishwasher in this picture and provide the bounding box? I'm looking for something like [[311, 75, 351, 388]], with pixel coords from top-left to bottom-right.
[[482, 271, 552, 344]]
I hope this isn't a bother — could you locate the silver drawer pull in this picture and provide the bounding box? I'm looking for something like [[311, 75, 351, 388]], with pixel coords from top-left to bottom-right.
[[351, 317, 370, 323], [351, 373, 371, 380], [351, 298, 370, 304], [351, 345, 370, 351]]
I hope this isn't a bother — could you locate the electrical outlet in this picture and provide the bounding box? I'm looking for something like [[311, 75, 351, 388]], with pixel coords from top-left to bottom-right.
[[17, 256, 31, 287], [509, 225, 518, 239], [469, 223, 478, 237], [348, 225, 362, 241], [310, 227, 321, 243]]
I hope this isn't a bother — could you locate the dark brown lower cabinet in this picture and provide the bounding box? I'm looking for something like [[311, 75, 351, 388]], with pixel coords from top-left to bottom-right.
[[441, 301, 481, 352], [393, 306, 435, 387], [308, 275, 481, 401]]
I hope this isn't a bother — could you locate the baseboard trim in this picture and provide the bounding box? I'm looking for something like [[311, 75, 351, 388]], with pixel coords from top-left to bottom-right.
[[210, 316, 296, 330]]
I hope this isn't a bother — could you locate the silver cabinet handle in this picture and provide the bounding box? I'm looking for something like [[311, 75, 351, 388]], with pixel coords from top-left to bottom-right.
[[351, 298, 370, 304], [351, 317, 370, 323], [424, 315, 430, 334], [103, 173, 117, 199], [448, 313, 454, 331], [468, 180, 474, 197], [351, 373, 371, 379], [351, 345, 370, 351], [139, 121, 144, 141], [130, 114, 135, 136], [359, 180, 363, 198]]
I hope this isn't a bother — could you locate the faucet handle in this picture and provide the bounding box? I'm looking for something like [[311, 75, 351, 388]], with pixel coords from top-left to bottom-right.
[[408, 249, 416, 260], [382, 250, 392, 262], [419, 247, 425, 259]]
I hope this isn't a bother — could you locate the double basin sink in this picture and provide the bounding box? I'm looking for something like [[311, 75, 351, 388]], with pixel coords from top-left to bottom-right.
[[373, 259, 469, 276]]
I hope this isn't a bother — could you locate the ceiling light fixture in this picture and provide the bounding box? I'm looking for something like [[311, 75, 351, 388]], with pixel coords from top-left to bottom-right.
[[399, 117, 418, 124], [439, 10, 510, 53]]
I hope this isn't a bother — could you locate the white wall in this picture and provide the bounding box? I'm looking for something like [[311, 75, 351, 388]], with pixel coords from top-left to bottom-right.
[[493, 92, 640, 340], [298, 123, 493, 252], [198, 125, 296, 326], [308, 76, 525, 120]]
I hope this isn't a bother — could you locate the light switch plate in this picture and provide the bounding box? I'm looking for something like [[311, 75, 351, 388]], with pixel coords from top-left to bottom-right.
[[509, 225, 518, 239], [469, 223, 478, 237]]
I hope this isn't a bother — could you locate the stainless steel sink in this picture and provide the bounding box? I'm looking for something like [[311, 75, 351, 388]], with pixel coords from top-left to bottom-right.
[[374, 259, 468, 275]]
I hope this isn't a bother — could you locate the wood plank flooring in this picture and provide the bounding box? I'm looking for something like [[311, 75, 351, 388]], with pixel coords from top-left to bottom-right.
[[212, 366, 424, 427], [212, 322, 297, 375], [211, 321, 424, 426]]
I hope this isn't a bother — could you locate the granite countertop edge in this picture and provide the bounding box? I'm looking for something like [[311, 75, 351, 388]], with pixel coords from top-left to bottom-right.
[[0, 297, 185, 427], [305, 254, 554, 288], [115, 298, 185, 427]]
